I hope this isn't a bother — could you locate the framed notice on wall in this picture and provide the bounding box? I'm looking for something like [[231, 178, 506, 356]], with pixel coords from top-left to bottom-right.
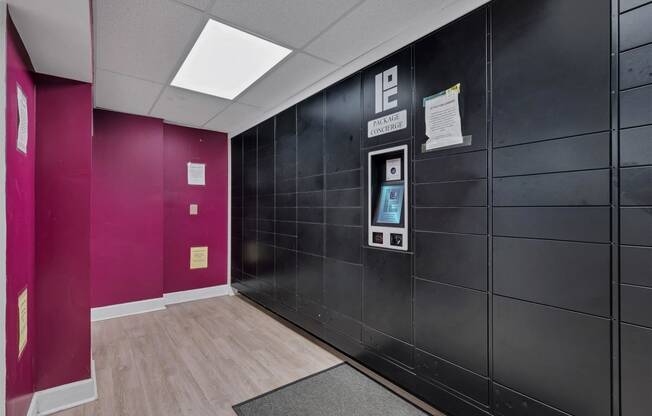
[[187, 162, 205, 185], [190, 246, 208, 269]]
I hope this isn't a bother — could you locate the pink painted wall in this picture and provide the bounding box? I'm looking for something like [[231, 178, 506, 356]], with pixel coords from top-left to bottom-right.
[[163, 124, 228, 293], [5, 17, 37, 416], [90, 110, 229, 307], [34, 76, 92, 390], [91, 110, 164, 307]]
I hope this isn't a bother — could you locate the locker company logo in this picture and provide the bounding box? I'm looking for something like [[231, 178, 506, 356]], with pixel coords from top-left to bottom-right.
[[374, 66, 398, 114]]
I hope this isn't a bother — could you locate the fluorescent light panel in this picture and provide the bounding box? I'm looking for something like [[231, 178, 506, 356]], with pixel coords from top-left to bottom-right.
[[172, 20, 292, 100]]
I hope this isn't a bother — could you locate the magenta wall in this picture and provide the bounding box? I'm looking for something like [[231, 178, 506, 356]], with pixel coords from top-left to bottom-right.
[[163, 125, 228, 293], [90, 110, 229, 307], [35, 77, 92, 390], [5, 18, 37, 416], [91, 110, 164, 307]]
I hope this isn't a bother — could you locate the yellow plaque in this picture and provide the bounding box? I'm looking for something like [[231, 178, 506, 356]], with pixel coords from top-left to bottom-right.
[[190, 246, 208, 269], [18, 288, 28, 358]]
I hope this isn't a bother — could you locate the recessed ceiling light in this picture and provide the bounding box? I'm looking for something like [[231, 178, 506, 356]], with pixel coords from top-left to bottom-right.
[[171, 20, 292, 100]]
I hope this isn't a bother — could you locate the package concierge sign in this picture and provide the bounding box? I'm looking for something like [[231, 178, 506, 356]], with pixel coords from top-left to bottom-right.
[[368, 65, 408, 138], [365, 48, 412, 141]]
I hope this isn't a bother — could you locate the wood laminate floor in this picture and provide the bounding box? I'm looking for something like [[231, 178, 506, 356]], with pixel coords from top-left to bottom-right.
[[55, 295, 443, 416]]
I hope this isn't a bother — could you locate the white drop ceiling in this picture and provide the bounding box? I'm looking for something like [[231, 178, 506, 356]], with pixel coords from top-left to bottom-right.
[[12, 0, 491, 136]]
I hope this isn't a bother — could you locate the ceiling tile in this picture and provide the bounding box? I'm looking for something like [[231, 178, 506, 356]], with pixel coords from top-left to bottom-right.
[[209, 0, 360, 48], [204, 102, 261, 132], [150, 87, 231, 127], [305, 0, 447, 65], [237, 53, 337, 108], [94, 0, 204, 83], [93, 70, 164, 116]]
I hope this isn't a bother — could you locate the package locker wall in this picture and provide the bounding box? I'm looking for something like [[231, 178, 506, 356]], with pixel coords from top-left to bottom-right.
[[619, 2, 652, 416], [230, 0, 650, 415]]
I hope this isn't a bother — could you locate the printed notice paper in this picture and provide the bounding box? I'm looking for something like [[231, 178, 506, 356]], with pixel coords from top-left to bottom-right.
[[18, 288, 28, 358], [423, 84, 463, 151], [190, 246, 208, 269], [17, 84, 28, 154], [187, 162, 205, 185]]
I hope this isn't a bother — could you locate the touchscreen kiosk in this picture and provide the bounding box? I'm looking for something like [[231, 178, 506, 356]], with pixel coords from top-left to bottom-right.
[[367, 145, 408, 251]]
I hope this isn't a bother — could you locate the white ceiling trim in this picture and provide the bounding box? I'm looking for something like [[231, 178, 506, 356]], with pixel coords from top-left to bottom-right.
[[228, 0, 491, 138]]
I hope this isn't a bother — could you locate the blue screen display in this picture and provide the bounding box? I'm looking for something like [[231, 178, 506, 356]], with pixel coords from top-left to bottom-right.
[[375, 184, 404, 225]]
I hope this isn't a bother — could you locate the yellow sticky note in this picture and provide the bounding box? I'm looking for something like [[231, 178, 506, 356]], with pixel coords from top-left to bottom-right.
[[18, 288, 28, 358], [190, 246, 208, 269]]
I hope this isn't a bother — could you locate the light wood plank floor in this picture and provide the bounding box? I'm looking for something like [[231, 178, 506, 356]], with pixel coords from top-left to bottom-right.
[[55, 295, 443, 416]]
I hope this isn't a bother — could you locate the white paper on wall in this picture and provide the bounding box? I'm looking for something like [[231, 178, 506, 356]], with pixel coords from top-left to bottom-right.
[[17, 84, 28, 154], [187, 162, 205, 186], [423, 83, 463, 151]]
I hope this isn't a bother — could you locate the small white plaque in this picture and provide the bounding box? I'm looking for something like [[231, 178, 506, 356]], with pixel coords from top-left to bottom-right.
[[367, 109, 407, 139]]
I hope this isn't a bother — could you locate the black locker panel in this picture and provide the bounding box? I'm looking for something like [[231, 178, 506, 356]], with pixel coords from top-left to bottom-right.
[[621, 125, 652, 167], [621, 207, 652, 246], [494, 207, 611, 243], [414, 8, 487, 159], [326, 169, 360, 190], [621, 245, 652, 287], [297, 175, 323, 192], [493, 133, 610, 177], [231, 135, 244, 278], [621, 285, 652, 328], [620, 43, 652, 90], [493, 170, 611, 206], [622, 166, 652, 205], [297, 223, 323, 256], [621, 85, 652, 128], [297, 253, 322, 303], [242, 128, 258, 279], [415, 349, 489, 406], [620, 2, 652, 51], [492, 383, 568, 416], [492, 0, 610, 147], [414, 232, 487, 291], [621, 323, 652, 416], [414, 207, 487, 235], [414, 180, 487, 207], [414, 279, 488, 377], [493, 296, 611, 416], [274, 247, 296, 309], [362, 47, 413, 147], [326, 189, 361, 207], [297, 93, 324, 178], [363, 326, 413, 368], [325, 74, 362, 174], [325, 225, 361, 264], [257, 119, 275, 291], [323, 258, 362, 321], [414, 151, 487, 183], [325, 207, 361, 227], [363, 249, 412, 343], [494, 237, 611, 316]]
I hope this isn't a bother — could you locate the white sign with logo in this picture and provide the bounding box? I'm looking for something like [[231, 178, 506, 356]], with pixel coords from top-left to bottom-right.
[[368, 65, 407, 138]]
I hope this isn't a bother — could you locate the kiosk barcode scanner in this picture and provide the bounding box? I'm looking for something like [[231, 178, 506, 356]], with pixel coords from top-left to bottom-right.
[[367, 145, 409, 251]]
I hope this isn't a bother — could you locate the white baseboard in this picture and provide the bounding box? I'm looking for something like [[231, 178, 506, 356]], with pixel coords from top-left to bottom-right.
[[91, 297, 165, 322], [28, 360, 97, 416], [163, 284, 232, 305], [91, 284, 232, 321]]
